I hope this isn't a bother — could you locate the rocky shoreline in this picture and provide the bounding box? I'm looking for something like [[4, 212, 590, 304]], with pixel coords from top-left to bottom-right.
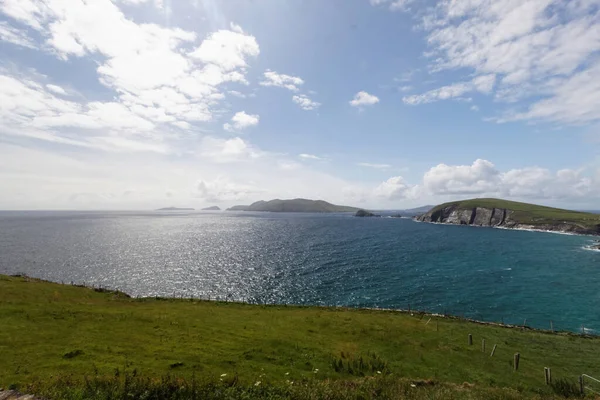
[[416, 204, 600, 237]]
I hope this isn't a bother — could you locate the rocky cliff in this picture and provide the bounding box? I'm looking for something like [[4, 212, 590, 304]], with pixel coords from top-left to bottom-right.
[[416, 204, 600, 235]]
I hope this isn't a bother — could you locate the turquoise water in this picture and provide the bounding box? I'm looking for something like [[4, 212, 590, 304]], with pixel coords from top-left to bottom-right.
[[0, 211, 598, 333]]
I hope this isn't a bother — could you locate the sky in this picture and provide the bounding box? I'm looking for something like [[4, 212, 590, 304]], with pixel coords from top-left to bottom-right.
[[1, 0, 600, 210]]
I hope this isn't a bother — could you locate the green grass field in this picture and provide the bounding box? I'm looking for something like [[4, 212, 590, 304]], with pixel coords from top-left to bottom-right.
[[430, 198, 600, 227], [1, 275, 598, 399]]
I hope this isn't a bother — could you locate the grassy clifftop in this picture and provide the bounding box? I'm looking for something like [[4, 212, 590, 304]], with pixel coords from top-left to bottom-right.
[[430, 198, 600, 227], [1, 275, 599, 399]]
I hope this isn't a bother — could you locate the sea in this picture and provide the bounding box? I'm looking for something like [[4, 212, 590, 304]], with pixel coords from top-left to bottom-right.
[[1, 210, 599, 334]]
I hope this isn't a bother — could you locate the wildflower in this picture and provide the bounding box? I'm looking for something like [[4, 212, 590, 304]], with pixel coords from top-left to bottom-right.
[[255, 381, 261, 387], [377, 371, 382, 374], [313, 368, 319, 373], [220, 373, 227, 377], [285, 372, 290, 376], [410, 384, 416, 388]]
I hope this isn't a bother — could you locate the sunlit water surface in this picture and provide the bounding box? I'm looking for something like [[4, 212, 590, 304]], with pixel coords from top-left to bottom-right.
[[1, 210, 599, 333]]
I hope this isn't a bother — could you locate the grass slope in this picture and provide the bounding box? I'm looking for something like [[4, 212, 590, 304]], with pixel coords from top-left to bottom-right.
[[431, 198, 600, 227], [1, 275, 598, 399]]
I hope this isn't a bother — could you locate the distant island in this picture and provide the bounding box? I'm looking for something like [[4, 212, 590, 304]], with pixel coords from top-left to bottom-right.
[[226, 198, 361, 213], [417, 198, 600, 236], [355, 209, 380, 217], [201, 206, 221, 211], [156, 207, 194, 211]]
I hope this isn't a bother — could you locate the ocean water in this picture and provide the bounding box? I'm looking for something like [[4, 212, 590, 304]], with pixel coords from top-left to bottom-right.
[[0, 210, 599, 333]]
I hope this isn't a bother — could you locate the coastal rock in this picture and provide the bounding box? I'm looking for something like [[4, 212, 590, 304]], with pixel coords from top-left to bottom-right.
[[446, 209, 474, 225], [503, 210, 518, 227], [416, 201, 600, 236], [472, 207, 493, 226], [355, 209, 379, 217], [490, 208, 505, 226]]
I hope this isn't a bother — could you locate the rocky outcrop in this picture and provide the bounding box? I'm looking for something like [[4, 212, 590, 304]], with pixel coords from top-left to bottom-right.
[[472, 207, 493, 226], [0, 390, 43, 400], [489, 208, 505, 226], [416, 205, 600, 236], [355, 209, 379, 217]]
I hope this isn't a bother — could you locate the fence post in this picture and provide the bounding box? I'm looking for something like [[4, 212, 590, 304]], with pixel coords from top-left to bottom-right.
[[580, 375, 584, 395], [490, 344, 497, 357], [514, 353, 520, 371], [544, 367, 549, 385], [468, 334, 473, 345], [548, 367, 551, 384], [482, 339, 485, 353], [550, 320, 553, 332]]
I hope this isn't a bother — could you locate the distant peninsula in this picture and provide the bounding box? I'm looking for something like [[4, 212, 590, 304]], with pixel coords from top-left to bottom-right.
[[417, 198, 600, 236], [201, 206, 221, 211], [156, 207, 194, 211], [226, 198, 361, 213]]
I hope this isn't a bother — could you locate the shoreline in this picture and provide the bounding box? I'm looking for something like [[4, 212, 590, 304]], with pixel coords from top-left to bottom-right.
[[6, 274, 596, 338], [413, 218, 600, 238]]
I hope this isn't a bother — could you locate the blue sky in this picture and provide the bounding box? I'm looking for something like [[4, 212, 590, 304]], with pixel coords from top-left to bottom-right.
[[1, 0, 600, 209]]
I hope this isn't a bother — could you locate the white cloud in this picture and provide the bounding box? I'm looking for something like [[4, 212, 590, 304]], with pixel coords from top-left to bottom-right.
[[350, 91, 380, 107], [188, 27, 259, 72], [0, 0, 260, 131], [503, 62, 600, 124], [259, 70, 304, 92], [193, 176, 261, 202], [403, 75, 495, 105], [421, 159, 594, 200], [292, 94, 321, 110], [423, 159, 501, 195], [471, 105, 480, 112], [223, 111, 259, 132], [0, 1, 264, 156], [228, 90, 246, 98], [374, 176, 419, 200], [370, 0, 415, 12], [413, 0, 600, 124], [299, 153, 323, 160], [0, 21, 36, 48], [358, 162, 391, 169], [118, 0, 164, 8], [45, 84, 67, 96], [278, 161, 302, 170], [199, 136, 262, 162]]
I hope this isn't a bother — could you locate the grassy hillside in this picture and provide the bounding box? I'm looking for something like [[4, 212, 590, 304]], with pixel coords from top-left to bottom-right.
[[431, 198, 600, 227], [227, 198, 360, 213], [1, 275, 598, 399]]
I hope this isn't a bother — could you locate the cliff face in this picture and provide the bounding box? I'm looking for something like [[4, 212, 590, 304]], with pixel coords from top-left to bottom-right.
[[417, 205, 600, 235]]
